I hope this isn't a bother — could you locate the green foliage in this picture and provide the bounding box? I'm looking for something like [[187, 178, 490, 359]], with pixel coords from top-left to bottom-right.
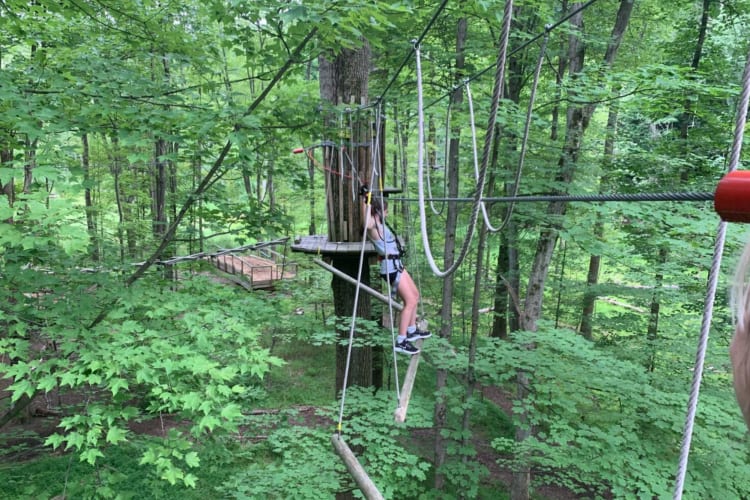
[[2, 0, 750, 497], [0, 438, 236, 499], [222, 388, 431, 499], [1, 271, 285, 486], [479, 327, 750, 498]]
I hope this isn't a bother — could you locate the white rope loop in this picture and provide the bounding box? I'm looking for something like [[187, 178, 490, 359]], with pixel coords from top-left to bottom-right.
[[673, 46, 750, 499], [416, 41, 479, 278], [417, 0, 514, 278]]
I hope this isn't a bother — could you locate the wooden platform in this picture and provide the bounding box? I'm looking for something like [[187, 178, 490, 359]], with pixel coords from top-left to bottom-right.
[[291, 235, 377, 256], [210, 254, 296, 290]]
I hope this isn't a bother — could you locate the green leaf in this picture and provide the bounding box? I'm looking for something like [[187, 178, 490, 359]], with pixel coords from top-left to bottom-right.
[[105, 426, 128, 445], [80, 448, 105, 465], [109, 377, 129, 397], [8, 378, 35, 403], [44, 433, 66, 450], [184, 451, 200, 468]]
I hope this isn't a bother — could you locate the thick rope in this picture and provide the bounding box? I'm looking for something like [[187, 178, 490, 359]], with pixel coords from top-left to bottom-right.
[[473, 0, 513, 231], [673, 46, 750, 499], [417, 0, 514, 278], [487, 31, 550, 232]]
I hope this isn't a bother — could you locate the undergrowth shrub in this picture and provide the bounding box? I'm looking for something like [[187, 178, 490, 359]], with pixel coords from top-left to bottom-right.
[[479, 326, 750, 498]]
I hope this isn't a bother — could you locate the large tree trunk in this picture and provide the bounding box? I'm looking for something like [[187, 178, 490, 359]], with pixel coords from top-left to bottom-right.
[[433, 16, 467, 492], [513, 3, 633, 499], [319, 41, 376, 393]]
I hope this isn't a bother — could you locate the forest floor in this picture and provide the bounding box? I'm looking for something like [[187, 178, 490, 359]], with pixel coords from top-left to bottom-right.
[[0, 375, 584, 499]]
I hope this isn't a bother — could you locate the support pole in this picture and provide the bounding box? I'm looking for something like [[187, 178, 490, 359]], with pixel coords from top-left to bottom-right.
[[394, 339, 423, 422], [331, 434, 385, 500], [314, 258, 403, 312]]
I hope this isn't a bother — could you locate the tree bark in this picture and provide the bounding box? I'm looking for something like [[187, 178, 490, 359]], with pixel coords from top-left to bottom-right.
[[579, 96, 619, 339], [319, 40, 376, 393], [513, 3, 633, 499], [81, 133, 100, 261], [434, 15, 467, 492]]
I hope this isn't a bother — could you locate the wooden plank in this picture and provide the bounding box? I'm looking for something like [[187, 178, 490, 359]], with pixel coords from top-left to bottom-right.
[[313, 258, 403, 312], [331, 434, 385, 500], [291, 235, 377, 255], [393, 339, 423, 423]]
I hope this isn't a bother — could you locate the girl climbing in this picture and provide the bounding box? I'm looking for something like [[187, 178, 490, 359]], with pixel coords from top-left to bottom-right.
[[359, 185, 430, 355]]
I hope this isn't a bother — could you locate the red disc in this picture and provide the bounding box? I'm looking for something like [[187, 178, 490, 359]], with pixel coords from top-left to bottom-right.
[[715, 170, 750, 223]]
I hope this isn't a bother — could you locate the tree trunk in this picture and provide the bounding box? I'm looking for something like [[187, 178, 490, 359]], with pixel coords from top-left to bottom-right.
[[513, 3, 633, 498], [646, 246, 668, 372], [678, 0, 710, 182], [521, 0, 633, 331], [1, 143, 14, 211], [434, 15, 467, 492], [81, 133, 100, 261], [319, 41, 376, 393], [332, 257, 374, 391], [579, 97, 619, 339]]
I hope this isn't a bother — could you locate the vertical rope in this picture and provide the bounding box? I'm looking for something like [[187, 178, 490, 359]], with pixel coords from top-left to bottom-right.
[[673, 46, 750, 499], [336, 110, 400, 433], [372, 105, 403, 403]]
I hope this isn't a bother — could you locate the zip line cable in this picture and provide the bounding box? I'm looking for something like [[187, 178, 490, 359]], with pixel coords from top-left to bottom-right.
[[394, 191, 715, 204], [673, 45, 750, 500]]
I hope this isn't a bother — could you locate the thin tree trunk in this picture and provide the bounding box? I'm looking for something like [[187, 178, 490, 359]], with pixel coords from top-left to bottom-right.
[[434, 15, 467, 492], [678, 0, 710, 182], [460, 222, 488, 491], [1, 143, 15, 212], [513, 3, 633, 499], [579, 98, 619, 339], [646, 246, 668, 372], [81, 133, 100, 261]]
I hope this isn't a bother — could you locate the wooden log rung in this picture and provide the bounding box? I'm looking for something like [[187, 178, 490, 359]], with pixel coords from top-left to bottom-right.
[[313, 258, 403, 312], [331, 434, 385, 500]]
